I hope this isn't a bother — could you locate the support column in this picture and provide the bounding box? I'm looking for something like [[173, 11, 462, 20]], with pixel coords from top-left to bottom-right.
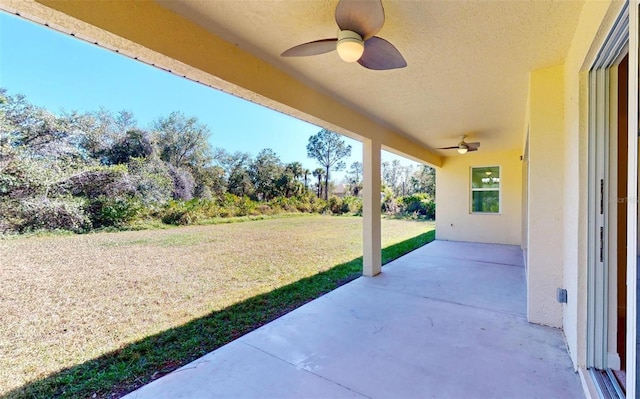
[[527, 65, 564, 328], [363, 139, 382, 277]]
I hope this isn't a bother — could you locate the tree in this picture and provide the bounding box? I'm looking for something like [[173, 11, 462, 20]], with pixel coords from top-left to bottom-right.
[[215, 149, 254, 197], [277, 162, 303, 197], [167, 164, 195, 200], [0, 93, 99, 204], [275, 171, 299, 198], [249, 148, 283, 201], [191, 164, 226, 198], [382, 160, 418, 197], [303, 168, 310, 193], [152, 112, 214, 199], [114, 110, 137, 134], [127, 156, 173, 205], [306, 129, 351, 200], [274, 162, 304, 198], [1, 92, 81, 161], [286, 162, 304, 181], [347, 161, 362, 183], [104, 129, 154, 165], [399, 165, 414, 196], [382, 159, 401, 196], [76, 108, 134, 162], [312, 167, 325, 198], [152, 111, 212, 170], [410, 165, 436, 198], [346, 161, 363, 196]]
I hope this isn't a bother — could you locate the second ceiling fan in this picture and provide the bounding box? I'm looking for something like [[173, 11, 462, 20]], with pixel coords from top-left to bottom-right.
[[281, 0, 407, 70], [438, 136, 480, 154]]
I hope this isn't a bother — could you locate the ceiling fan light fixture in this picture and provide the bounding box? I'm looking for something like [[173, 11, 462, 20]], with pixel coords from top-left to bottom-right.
[[457, 143, 469, 154], [336, 30, 364, 62]]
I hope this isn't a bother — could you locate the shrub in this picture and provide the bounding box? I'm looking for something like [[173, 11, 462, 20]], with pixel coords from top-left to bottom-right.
[[199, 199, 222, 218], [293, 198, 311, 213], [270, 196, 299, 213], [167, 165, 195, 201], [0, 216, 12, 233], [380, 187, 398, 214], [292, 193, 322, 213], [400, 193, 435, 219], [195, 185, 213, 201], [424, 201, 436, 219], [128, 157, 173, 206], [328, 196, 343, 214], [0, 199, 21, 233], [87, 195, 141, 228], [160, 199, 211, 225], [220, 193, 257, 217], [311, 198, 328, 213], [0, 155, 59, 199], [218, 193, 256, 216], [341, 196, 362, 214], [340, 201, 351, 214], [254, 204, 272, 215], [18, 197, 90, 233], [160, 199, 226, 225], [56, 164, 134, 199]]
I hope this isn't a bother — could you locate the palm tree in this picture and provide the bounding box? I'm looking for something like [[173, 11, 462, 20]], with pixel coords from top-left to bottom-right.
[[303, 168, 310, 193], [286, 162, 304, 180], [312, 168, 325, 198]]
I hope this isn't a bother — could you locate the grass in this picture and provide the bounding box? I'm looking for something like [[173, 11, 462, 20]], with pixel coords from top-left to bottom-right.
[[0, 213, 311, 239], [0, 215, 435, 398]]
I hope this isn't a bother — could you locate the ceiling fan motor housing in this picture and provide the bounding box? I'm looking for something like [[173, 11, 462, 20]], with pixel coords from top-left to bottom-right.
[[336, 30, 365, 62]]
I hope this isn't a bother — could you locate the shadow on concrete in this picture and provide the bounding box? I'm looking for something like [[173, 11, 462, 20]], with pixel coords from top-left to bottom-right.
[[5, 230, 435, 399]]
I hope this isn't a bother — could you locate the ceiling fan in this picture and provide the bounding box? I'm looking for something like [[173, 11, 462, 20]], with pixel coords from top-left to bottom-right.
[[281, 0, 407, 70], [437, 136, 480, 154]]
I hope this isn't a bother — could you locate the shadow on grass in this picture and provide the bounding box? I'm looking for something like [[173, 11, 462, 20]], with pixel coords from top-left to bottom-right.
[[5, 230, 435, 399]]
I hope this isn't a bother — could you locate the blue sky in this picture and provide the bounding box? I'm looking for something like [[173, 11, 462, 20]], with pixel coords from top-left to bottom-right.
[[0, 12, 418, 180]]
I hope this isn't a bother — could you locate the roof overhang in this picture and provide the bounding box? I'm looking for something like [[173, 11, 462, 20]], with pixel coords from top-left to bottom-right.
[[1, 0, 588, 167]]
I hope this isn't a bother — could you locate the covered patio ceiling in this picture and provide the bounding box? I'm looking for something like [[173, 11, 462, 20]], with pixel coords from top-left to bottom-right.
[[158, 0, 584, 155], [2, 0, 585, 163]]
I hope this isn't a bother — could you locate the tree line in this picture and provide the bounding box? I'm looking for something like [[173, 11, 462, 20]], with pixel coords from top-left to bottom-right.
[[343, 159, 435, 199], [0, 89, 435, 234]]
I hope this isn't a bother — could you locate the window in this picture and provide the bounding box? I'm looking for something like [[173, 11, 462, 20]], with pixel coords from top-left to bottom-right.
[[471, 166, 500, 213]]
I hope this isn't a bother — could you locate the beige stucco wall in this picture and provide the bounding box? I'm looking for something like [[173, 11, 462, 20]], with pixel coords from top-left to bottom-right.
[[527, 65, 565, 329], [435, 150, 522, 245]]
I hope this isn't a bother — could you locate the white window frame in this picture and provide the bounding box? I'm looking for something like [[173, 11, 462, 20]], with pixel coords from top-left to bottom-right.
[[470, 166, 501, 214]]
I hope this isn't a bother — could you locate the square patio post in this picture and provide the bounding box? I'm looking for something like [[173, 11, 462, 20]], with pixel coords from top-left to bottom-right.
[[363, 138, 382, 276]]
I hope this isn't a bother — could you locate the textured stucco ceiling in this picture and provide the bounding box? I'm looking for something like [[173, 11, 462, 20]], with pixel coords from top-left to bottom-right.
[[157, 0, 584, 155]]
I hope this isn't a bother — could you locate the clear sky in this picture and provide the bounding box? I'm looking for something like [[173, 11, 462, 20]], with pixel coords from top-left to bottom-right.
[[0, 12, 419, 180]]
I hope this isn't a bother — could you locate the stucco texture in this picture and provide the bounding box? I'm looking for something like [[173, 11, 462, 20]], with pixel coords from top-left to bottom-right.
[[435, 149, 523, 246], [526, 64, 565, 329]]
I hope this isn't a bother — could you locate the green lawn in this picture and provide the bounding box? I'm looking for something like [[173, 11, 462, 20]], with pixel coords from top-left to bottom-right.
[[0, 215, 435, 398]]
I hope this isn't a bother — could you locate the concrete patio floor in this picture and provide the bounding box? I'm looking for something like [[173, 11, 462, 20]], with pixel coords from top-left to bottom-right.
[[124, 240, 584, 399]]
